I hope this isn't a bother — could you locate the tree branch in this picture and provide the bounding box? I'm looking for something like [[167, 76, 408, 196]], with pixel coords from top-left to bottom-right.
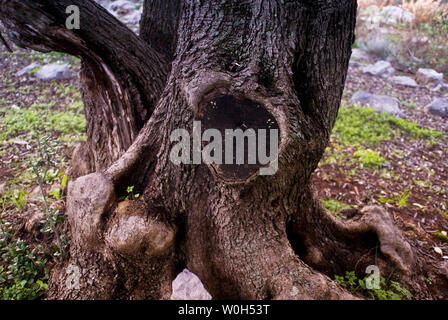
[[0, 0, 168, 115], [0, 0, 170, 171]]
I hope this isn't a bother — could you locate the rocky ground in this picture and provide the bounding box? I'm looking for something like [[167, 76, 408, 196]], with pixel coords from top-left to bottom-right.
[[0, 1, 447, 300]]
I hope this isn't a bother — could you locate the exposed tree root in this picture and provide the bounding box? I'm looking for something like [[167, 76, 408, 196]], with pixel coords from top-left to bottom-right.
[[288, 186, 417, 292]]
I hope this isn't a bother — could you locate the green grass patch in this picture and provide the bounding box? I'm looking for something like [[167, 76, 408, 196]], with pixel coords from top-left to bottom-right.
[[0, 101, 86, 143], [333, 106, 444, 146], [321, 199, 352, 218]]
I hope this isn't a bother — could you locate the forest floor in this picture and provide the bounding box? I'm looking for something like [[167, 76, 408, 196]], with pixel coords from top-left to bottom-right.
[[0, 3, 447, 300]]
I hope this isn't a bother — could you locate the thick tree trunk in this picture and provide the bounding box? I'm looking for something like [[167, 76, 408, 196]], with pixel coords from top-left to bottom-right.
[[0, 0, 422, 299]]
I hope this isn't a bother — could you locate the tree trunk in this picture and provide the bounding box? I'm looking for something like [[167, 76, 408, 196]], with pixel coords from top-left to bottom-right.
[[0, 0, 421, 299]]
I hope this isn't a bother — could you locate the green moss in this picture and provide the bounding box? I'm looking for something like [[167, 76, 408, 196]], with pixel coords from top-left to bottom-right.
[[333, 106, 444, 146]]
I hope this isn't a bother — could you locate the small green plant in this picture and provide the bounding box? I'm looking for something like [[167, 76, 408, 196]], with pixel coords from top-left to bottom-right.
[[353, 149, 388, 168], [0, 220, 48, 300], [334, 271, 412, 300], [48, 175, 69, 201], [30, 137, 67, 260], [401, 100, 419, 109], [398, 190, 411, 208], [1, 188, 27, 211], [321, 199, 352, 218], [441, 212, 448, 221], [40, 209, 69, 261], [378, 189, 412, 208], [119, 186, 140, 201], [432, 231, 448, 242]]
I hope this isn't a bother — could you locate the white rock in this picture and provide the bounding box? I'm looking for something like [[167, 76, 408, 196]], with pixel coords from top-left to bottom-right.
[[431, 82, 448, 93], [16, 62, 41, 77], [391, 76, 418, 88], [351, 48, 371, 61], [121, 9, 142, 25], [426, 98, 448, 118], [416, 68, 444, 86], [350, 90, 405, 118], [34, 63, 73, 81], [171, 269, 212, 300], [108, 0, 136, 15], [379, 6, 414, 25], [13, 140, 29, 146], [434, 247, 443, 256], [362, 60, 395, 78]]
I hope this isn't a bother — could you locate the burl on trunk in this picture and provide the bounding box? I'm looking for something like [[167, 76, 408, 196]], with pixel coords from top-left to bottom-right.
[[0, 0, 419, 299]]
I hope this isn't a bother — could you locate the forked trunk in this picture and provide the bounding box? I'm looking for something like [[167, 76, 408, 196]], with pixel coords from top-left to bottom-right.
[[0, 0, 422, 299]]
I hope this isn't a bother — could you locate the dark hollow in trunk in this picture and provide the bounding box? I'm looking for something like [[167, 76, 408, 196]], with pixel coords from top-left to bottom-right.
[[0, 0, 428, 299]]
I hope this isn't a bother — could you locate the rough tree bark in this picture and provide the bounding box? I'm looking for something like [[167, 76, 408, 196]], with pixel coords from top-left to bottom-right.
[[0, 0, 421, 299]]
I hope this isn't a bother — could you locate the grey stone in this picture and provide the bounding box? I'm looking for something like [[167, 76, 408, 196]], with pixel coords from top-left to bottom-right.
[[34, 63, 73, 81], [13, 140, 29, 146], [350, 90, 405, 118], [416, 68, 444, 86], [121, 9, 142, 25], [351, 48, 371, 61], [442, 83, 448, 92], [362, 60, 395, 78], [108, 0, 136, 15], [426, 98, 448, 118], [379, 6, 414, 25], [431, 83, 448, 93], [16, 62, 41, 77], [391, 76, 418, 88], [171, 269, 212, 300]]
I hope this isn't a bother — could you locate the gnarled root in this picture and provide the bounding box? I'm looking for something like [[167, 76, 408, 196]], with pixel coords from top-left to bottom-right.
[[288, 186, 416, 290], [48, 173, 177, 299]]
